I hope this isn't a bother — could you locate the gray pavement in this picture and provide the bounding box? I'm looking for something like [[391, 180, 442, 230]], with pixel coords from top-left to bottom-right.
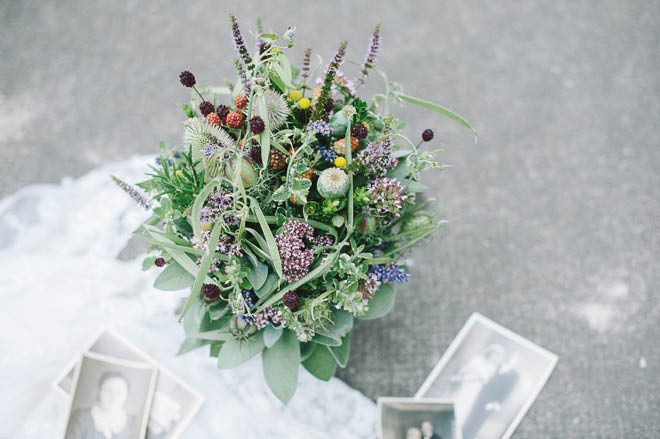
[[2, 1, 659, 437]]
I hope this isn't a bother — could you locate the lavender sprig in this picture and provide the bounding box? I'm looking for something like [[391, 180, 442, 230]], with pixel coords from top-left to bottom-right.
[[111, 175, 151, 210], [229, 13, 254, 71], [357, 23, 381, 88], [312, 41, 347, 121], [233, 59, 252, 95], [301, 47, 312, 82]]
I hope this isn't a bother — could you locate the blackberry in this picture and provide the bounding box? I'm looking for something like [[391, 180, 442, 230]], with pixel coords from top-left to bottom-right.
[[154, 257, 166, 267], [249, 146, 262, 165], [268, 149, 287, 170], [226, 112, 243, 129]]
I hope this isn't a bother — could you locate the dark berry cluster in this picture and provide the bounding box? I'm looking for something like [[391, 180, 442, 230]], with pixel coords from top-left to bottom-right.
[[179, 71, 196, 88], [351, 124, 368, 139], [201, 283, 221, 301], [249, 116, 265, 134], [282, 291, 299, 309], [199, 101, 215, 117]]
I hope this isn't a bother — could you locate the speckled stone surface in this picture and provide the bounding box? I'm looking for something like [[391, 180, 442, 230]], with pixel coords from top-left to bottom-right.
[[1, 1, 659, 437]]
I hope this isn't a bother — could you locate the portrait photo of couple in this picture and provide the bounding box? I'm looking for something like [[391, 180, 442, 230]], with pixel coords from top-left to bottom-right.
[[405, 420, 444, 439]]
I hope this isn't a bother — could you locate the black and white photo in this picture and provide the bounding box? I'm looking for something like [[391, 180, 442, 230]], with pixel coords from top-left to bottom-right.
[[55, 328, 204, 438], [378, 397, 459, 439], [416, 313, 557, 439], [63, 352, 157, 439]]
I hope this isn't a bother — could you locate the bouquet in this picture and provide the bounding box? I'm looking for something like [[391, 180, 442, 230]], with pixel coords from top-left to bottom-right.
[[114, 14, 475, 403]]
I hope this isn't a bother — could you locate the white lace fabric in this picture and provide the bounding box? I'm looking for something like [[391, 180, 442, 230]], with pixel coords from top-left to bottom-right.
[[0, 156, 377, 438]]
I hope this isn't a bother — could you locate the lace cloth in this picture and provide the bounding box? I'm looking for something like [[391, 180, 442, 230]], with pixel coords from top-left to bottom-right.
[[0, 156, 377, 438]]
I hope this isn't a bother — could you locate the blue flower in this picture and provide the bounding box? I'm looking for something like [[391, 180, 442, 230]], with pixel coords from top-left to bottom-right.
[[174, 151, 182, 159], [369, 263, 410, 283], [315, 146, 337, 163], [243, 290, 257, 308], [307, 120, 332, 137]]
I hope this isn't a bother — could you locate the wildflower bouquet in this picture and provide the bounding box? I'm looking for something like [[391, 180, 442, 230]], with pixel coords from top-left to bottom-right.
[[118, 15, 475, 403]]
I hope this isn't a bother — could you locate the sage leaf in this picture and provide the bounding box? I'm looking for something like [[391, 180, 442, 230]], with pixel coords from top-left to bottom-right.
[[302, 345, 337, 381], [263, 330, 300, 404]]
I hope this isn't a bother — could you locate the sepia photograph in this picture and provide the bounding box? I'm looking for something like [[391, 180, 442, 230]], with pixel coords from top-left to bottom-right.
[[63, 352, 157, 439], [416, 313, 557, 439], [378, 397, 459, 439], [55, 328, 204, 438]]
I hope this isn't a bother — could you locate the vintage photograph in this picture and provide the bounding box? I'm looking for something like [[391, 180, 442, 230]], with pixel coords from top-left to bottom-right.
[[378, 397, 459, 439], [64, 352, 157, 439], [55, 328, 205, 438], [416, 313, 558, 439]]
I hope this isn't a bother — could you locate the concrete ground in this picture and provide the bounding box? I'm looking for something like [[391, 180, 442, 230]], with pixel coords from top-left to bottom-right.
[[2, 1, 659, 437]]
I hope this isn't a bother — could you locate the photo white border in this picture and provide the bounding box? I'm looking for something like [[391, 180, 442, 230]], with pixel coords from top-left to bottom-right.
[[415, 312, 558, 439], [53, 327, 205, 438], [62, 351, 158, 439], [377, 397, 461, 439]]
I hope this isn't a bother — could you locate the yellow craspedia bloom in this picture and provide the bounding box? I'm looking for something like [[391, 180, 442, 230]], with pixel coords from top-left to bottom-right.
[[298, 98, 311, 109], [270, 47, 281, 53], [175, 169, 185, 180], [289, 90, 303, 102], [334, 157, 347, 168]]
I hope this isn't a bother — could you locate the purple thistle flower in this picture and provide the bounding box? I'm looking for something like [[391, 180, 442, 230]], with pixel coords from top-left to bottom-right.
[[111, 175, 151, 210], [229, 13, 253, 71], [312, 41, 347, 121], [369, 263, 410, 283], [301, 47, 312, 80], [358, 23, 381, 88], [367, 177, 408, 216], [356, 136, 398, 176], [232, 59, 252, 96]]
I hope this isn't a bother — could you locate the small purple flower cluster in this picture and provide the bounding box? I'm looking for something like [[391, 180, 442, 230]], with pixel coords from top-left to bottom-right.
[[307, 120, 333, 137], [229, 13, 253, 71], [367, 177, 408, 216], [206, 190, 239, 226], [356, 136, 398, 176], [193, 230, 242, 272], [282, 220, 315, 240], [369, 263, 410, 283], [276, 234, 314, 282], [111, 175, 152, 210], [275, 220, 331, 281], [254, 307, 283, 329], [359, 23, 381, 85], [315, 234, 334, 247], [360, 274, 382, 300]]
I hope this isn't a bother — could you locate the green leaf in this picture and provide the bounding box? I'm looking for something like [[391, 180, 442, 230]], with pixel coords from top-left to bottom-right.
[[387, 159, 411, 180], [401, 179, 429, 193], [268, 72, 286, 93], [153, 261, 195, 291], [191, 177, 222, 243], [258, 32, 278, 41], [329, 334, 351, 368], [250, 199, 283, 279], [256, 272, 279, 298], [359, 283, 397, 320], [217, 332, 265, 369], [302, 345, 337, 381], [300, 342, 316, 362], [262, 330, 300, 404], [209, 343, 224, 358], [246, 257, 268, 290], [272, 185, 289, 202], [332, 215, 345, 228], [311, 331, 342, 347], [394, 92, 477, 136], [263, 324, 283, 348], [332, 309, 354, 338]]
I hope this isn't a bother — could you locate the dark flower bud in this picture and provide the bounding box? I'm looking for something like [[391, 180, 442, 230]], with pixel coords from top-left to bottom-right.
[[282, 291, 299, 309], [422, 129, 434, 142], [201, 283, 221, 301], [154, 257, 166, 267], [249, 116, 266, 134], [351, 124, 368, 140], [179, 71, 196, 88], [199, 101, 215, 117]]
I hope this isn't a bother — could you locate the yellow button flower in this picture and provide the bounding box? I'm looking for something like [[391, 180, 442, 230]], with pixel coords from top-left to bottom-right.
[[298, 98, 311, 109], [334, 157, 347, 168], [289, 90, 303, 102]]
